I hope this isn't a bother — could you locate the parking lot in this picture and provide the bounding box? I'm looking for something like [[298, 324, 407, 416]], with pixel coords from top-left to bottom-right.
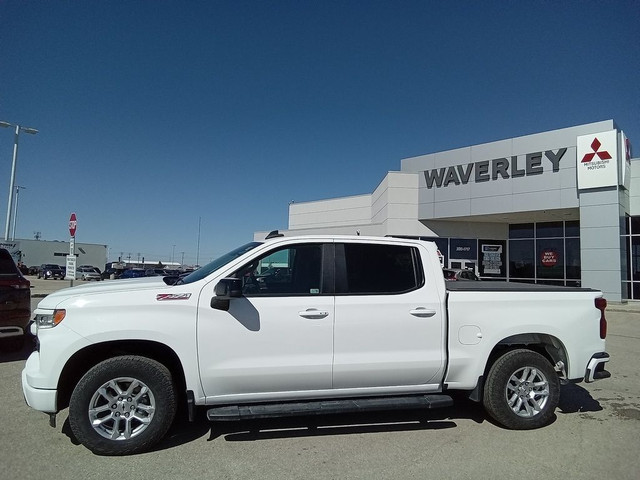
[[1, 281, 639, 479]]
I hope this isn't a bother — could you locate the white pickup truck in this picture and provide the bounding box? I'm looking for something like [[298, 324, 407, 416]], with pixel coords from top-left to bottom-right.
[[22, 233, 611, 455]]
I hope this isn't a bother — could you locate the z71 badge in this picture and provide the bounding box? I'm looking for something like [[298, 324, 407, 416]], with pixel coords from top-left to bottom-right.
[[156, 293, 192, 301]]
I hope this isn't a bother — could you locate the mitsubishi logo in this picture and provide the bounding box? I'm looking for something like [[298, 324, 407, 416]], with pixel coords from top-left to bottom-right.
[[581, 138, 612, 163]]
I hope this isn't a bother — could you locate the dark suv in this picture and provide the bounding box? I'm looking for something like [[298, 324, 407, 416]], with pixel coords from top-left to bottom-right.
[[37, 263, 65, 280], [0, 248, 31, 351]]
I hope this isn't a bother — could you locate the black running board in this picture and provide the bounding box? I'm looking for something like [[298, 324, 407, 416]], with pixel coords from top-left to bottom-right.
[[207, 394, 453, 421]]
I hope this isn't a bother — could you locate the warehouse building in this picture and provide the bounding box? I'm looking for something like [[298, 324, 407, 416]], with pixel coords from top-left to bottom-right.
[[0, 238, 107, 272], [261, 120, 637, 302]]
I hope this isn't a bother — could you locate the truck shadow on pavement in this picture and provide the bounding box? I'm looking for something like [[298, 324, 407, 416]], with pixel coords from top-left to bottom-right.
[[558, 383, 603, 414], [162, 385, 602, 449], [59, 386, 602, 453], [0, 334, 36, 364], [160, 395, 489, 450]]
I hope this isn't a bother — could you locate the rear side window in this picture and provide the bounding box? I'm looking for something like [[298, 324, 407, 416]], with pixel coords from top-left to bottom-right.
[[338, 243, 423, 294], [0, 250, 18, 275]]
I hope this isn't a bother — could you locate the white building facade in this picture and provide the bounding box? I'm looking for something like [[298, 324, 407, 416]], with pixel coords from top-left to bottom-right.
[[1, 239, 108, 271], [263, 120, 638, 302]]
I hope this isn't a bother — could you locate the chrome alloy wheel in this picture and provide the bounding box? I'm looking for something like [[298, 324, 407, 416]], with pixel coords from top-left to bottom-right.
[[505, 366, 550, 418], [88, 377, 156, 440]]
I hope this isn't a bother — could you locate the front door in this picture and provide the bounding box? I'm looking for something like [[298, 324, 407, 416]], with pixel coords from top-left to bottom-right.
[[197, 243, 334, 400]]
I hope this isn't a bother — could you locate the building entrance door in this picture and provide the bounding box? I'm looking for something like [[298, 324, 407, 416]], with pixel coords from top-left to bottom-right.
[[449, 259, 476, 273]]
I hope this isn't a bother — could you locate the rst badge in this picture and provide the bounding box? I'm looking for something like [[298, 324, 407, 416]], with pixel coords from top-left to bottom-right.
[[156, 293, 192, 301]]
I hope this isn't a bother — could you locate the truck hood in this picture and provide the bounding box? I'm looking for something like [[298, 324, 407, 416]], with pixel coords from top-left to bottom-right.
[[36, 277, 173, 310]]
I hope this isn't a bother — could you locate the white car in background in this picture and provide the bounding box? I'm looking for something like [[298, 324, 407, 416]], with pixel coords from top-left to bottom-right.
[[76, 266, 101, 281]]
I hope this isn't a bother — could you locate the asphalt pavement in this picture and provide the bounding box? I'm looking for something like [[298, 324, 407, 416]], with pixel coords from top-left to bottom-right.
[[3, 277, 639, 479]]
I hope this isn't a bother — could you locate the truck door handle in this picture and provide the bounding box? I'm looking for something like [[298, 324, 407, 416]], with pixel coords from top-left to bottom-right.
[[410, 307, 437, 318], [299, 309, 329, 319]]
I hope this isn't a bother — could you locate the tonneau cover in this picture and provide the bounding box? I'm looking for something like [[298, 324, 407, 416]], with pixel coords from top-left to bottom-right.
[[445, 280, 599, 292]]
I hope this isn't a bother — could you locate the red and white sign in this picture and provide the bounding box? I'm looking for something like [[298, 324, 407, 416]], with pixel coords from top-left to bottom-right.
[[69, 213, 77, 237], [540, 250, 558, 267], [576, 130, 618, 190]]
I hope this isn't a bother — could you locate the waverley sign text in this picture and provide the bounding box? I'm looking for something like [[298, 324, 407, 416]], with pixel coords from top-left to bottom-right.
[[423, 148, 567, 189]]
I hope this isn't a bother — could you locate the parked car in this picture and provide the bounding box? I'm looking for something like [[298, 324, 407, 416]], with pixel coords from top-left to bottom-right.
[[16, 262, 29, 275], [119, 268, 146, 279], [101, 268, 122, 280], [145, 268, 167, 277], [443, 268, 480, 281], [37, 264, 65, 280], [79, 265, 101, 274], [0, 248, 31, 351], [76, 266, 101, 281]]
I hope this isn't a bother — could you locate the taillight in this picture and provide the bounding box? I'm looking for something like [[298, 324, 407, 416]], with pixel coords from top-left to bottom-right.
[[595, 297, 607, 339]]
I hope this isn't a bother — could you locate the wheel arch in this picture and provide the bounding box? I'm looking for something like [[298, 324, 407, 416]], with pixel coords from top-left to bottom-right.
[[468, 333, 567, 402], [56, 340, 187, 411]]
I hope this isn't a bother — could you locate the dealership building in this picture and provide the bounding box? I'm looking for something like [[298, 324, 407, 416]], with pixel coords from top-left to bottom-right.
[[264, 120, 637, 302]]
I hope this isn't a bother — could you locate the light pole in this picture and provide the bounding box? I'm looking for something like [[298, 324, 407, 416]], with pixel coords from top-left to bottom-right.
[[0, 121, 38, 241], [11, 185, 26, 240]]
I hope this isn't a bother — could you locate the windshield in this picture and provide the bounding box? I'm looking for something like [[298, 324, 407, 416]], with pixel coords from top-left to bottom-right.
[[179, 242, 262, 284]]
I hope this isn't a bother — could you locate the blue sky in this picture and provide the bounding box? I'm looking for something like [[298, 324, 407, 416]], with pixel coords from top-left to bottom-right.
[[1, 1, 638, 265]]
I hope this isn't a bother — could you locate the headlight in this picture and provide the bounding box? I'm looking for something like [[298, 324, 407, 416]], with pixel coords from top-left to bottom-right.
[[35, 309, 66, 329]]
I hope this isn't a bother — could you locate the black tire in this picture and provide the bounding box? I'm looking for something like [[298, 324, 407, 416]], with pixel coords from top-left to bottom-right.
[[483, 349, 560, 430], [69, 356, 177, 455]]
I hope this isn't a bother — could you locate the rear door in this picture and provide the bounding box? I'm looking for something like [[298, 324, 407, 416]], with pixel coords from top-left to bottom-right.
[[332, 241, 445, 389]]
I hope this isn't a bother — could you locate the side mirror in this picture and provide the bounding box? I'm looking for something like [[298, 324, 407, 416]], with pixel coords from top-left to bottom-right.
[[211, 278, 242, 311], [214, 278, 243, 299]]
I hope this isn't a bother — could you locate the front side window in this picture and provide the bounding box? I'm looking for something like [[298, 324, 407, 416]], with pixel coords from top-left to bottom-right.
[[232, 244, 323, 296], [338, 243, 422, 294]]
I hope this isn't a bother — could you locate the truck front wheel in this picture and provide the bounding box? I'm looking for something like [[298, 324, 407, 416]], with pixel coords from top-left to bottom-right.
[[483, 349, 559, 429], [69, 355, 177, 455]]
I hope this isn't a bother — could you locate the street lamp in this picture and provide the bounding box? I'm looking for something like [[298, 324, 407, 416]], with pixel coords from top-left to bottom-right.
[[11, 185, 26, 240], [0, 121, 38, 241]]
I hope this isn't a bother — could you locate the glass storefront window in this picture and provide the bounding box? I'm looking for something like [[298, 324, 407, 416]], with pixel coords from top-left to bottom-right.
[[509, 239, 534, 278], [566, 238, 581, 279], [620, 215, 630, 236], [537, 239, 564, 279], [631, 217, 640, 235], [509, 223, 534, 239], [450, 238, 477, 260], [536, 221, 564, 238], [621, 237, 630, 281], [632, 237, 640, 280], [565, 220, 580, 237]]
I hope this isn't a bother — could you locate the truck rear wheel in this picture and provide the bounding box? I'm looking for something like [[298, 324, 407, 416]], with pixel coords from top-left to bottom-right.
[[69, 355, 177, 455], [483, 349, 559, 429]]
